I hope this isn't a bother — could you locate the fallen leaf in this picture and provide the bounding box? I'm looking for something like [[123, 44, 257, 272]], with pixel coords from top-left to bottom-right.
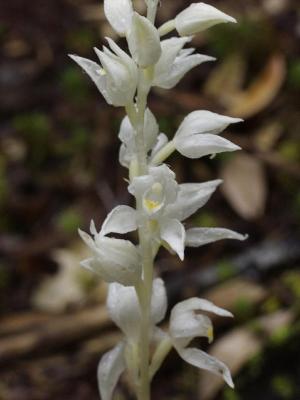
[[220, 153, 267, 220], [254, 122, 283, 152], [204, 278, 268, 314], [204, 54, 246, 107], [228, 54, 286, 118], [32, 242, 105, 313]]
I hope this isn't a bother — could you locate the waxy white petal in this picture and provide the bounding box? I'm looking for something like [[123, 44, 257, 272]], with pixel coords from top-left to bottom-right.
[[175, 110, 243, 139], [166, 180, 222, 221], [175, 133, 241, 159], [69, 55, 110, 103], [107, 278, 167, 341], [185, 228, 248, 247], [104, 0, 133, 36], [98, 342, 126, 400], [175, 3, 237, 36], [178, 347, 234, 388], [127, 13, 162, 67], [101, 205, 138, 236], [171, 298, 233, 321], [159, 53, 215, 89], [151, 278, 168, 324], [151, 133, 169, 158], [160, 218, 186, 260], [79, 232, 141, 286]]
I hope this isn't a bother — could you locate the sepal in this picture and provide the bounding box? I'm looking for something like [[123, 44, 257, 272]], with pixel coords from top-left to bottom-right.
[[127, 12, 162, 68], [175, 2, 236, 36], [104, 0, 133, 36]]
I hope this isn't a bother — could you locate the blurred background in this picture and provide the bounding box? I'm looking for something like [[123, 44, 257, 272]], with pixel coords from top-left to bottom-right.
[[0, 0, 300, 399]]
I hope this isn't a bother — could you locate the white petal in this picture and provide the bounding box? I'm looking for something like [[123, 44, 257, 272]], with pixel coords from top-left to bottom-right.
[[107, 278, 167, 341], [156, 54, 215, 90], [151, 278, 168, 324], [98, 342, 126, 400], [69, 55, 111, 103], [144, 108, 159, 150], [185, 228, 248, 247], [175, 3, 237, 36], [175, 133, 241, 159], [81, 236, 141, 286], [104, 0, 133, 36], [151, 133, 169, 158], [171, 297, 233, 320], [160, 218, 186, 260], [178, 347, 234, 388], [101, 206, 138, 236], [127, 13, 162, 67], [107, 283, 141, 340], [175, 111, 243, 139], [166, 180, 222, 221]]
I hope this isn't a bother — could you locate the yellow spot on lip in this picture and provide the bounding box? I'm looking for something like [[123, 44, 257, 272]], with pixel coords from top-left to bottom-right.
[[144, 198, 160, 211], [207, 326, 214, 343]]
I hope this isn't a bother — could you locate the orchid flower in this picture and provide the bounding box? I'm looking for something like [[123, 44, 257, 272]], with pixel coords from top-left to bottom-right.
[[71, 1, 246, 399], [98, 281, 234, 400]]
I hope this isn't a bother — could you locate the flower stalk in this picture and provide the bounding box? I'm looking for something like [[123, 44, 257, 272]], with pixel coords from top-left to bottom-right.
[[70, 1, 248, 399]]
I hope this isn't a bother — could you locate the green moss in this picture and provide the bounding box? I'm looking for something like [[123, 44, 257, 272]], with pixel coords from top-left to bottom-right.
[[60, 66, 90, 103], [193, 212, 218, 228], [261, 296, 281, 314], [66, 28, 96, 53], [271, 375, 295, 399], [233, 297, 256, 322], [288, 59, 300, 89], [13, 112, 50, 166], [278, 140, 300, 162], [207, 18, 273, 58], [216, 260, 235, 280], [247, 352, 264, 378], [269, 326, 291, 346], [0, 265, 10, 289], [56, 208, 83, 235], [283, 271, 300, 299], [223, 387, 240, 400]]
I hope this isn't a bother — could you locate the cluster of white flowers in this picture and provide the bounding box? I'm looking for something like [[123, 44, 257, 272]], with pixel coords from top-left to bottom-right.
[[71, 1, 247, 399]]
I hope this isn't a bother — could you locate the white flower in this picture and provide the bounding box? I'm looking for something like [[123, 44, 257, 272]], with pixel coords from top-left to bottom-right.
[[119, 108, 159, 168], [169, 297, 234, 387], [153, 36, 215, 89], [175, 2, 237, 36], [79, 219, 141, 286], [98, 278, 168, 400], [104, 0, 133, 36], [150, 111, 242, 164], [107, 278, 167, 341], [174, 110, 242, 158], [127, 12, 162, 68], [70, 38, 137, 107]]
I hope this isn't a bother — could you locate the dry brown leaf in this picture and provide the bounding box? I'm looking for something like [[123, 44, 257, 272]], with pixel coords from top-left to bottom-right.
[[204, 54, 246, 107], [32, 242, 106, 313], [254, 122, 283, 152], [228, 54, 286, 118], [204, 278, 268, 314], [220, 153, 267, 220]]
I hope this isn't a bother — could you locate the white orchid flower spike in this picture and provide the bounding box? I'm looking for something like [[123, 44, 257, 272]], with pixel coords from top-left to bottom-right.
[[72, 0, 247, 398]]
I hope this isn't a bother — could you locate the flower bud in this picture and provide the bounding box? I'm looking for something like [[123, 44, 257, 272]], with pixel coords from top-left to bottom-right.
[[79, 230, 141, 286], [175, 2, 236, 36]]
